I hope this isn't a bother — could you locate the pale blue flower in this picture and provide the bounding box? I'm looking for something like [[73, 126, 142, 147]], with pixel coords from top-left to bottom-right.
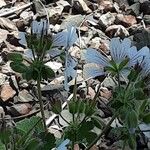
[[52, 27, 78, 49], [63, 27, 78, 91], [82, 37, 150, 79]]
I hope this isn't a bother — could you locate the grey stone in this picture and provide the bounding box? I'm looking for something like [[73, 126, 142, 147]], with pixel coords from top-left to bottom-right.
[[99, 12, 116, 28], [18, 90, 34, 102]]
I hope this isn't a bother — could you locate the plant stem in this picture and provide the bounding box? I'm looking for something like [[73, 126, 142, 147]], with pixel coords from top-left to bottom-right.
[[86, 114, 117, 150], [37, 78, 47, 132], [117, 71, 121, 90]]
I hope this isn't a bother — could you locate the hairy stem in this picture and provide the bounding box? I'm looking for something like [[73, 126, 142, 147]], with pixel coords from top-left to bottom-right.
[[86, 114, 117, 150], [117, 71, 121, 90], [37, 78, 47, 132]]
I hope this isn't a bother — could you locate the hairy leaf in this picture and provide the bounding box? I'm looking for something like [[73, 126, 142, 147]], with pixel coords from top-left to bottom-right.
[[10, 62, 27, 73], [8, 53, 23, 62]]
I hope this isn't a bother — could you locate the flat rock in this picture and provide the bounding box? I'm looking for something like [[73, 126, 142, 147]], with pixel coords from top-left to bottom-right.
[[8, 103, 32, 117], [127, 3, 140, 16], [18, 89, 34, 102], [0, 83, 16, 101], [143, 15, 150, 25], [0, 0, 6, 7], [90, 37, 101, 49], [98, 0, 114, 12], [114, 0, 129, 10], [100, 87, 112, 99], [99, 12, 116, 28], [88, 87, 95, 99], [115, 14, 137, 27], [140, 1, 150, 15], [106, 24, 129, 38], [0, 73, 6, 86], [0, 17, 18, 32], [45, 61, 62, 72], [99, 39, 109, 54], [73, 0, 92, 14], [0, 29, 9, 44]]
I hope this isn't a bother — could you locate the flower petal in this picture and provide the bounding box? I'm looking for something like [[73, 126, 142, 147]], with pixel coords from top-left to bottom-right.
[[141, 57, 150, 77], [52, 30, 68, 47], [110, 38, 130, 62], [82, 48, 109, 66], [128, 46, 150, 66], [83, 63, 105, 79], [32, 20, 47, 35], [66, 27, 78, 48], [52, 27, 78, 48]]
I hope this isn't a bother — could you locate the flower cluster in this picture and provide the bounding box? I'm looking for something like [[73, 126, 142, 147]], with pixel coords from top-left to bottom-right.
[[82, 37, 150, 79], [24, 20, 78, 90]]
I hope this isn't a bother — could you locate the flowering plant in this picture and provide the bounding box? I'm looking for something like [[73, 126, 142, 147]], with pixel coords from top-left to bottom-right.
[[82, 37, 150, 149], [8, 19, 78, 132], [82, 38, 150, 79]]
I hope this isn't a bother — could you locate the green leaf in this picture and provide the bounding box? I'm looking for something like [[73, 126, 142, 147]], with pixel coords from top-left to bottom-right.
[[39, 132, 56, 150], [25, 138, 40, 150], [79, 121, 94, 132], [134, 88, 145, 100], [91, 116, 103, 129], [109, 59, 117, 70], [10, 62, 27, 73], [143, 112, 150, 124], [16, 116, 43, 134], [139, 100, 148, 114], [77, 100, 85, 114], [68, 100, 77, 115], [8, 53, 23, 62], [0, 129, 11, 144], [118, 58, 129, 71], [126, 110, 138, 129], [105, 66, 116, 74], [84, 103, 95, 116], [86, 132, 97, 144], [0, 141, 5, 150], [128, 135, 137, 150], [41, 65, 55, 80], [135, 80, 145, 88], [22, 67, 34, 81], [128, 69, 138, 82]]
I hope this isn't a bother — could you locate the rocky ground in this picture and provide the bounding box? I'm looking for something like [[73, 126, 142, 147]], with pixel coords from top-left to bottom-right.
[[0, 0, 150, 149]]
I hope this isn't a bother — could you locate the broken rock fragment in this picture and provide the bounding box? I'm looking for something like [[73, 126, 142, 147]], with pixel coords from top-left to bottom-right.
[[99, 12, 116, 28], [97, 0, 114, 12], [73, 0, 92, 14], [8, 103, 32, 117], [0, 83, 16, 101], [115, 14, 137, 27], [106, 24, 129, 38]]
